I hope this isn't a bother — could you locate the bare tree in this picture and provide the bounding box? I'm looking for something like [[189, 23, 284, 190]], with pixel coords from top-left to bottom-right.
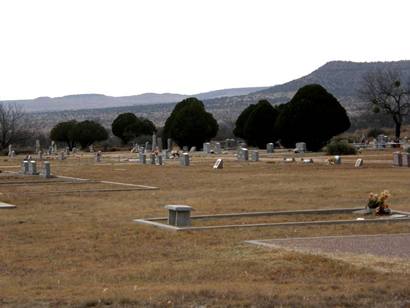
[[360, 69, 410, 140], [0, 103, 26, 149]]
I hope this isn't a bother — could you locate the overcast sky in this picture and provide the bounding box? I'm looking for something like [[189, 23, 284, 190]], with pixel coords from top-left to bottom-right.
[[0, 0, 409, 100]]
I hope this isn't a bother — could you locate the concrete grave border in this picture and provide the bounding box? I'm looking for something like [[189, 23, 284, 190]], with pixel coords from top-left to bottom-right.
[[134, 207, 410, 231], [0, 202, 16, 209]]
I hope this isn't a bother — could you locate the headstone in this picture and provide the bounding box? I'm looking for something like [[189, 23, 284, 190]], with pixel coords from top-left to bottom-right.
[[295, 142, 306, 152], [139, 153, 146, 164], [145, 141, 150, 152], [21, 160, 29, 174], [215, 142, 221, 154], [189, 146, 196, 153], [251, 150, 259, 162], [355, 158, 364, 168], [203, 142, 211, 154], [89, 145, 94, 153], [95, 151, 102, 163], [167, 138, 172, 151], [157, 137, 163, 151], [65, 147, 70, 155], [393, 152, 402, 166], [402, 153, 410, 167], [8, 144, 12, 157], [72, 147, 78, 154], [150, 153, 156, 165], [10, 150, 15, 159], [334, 155, 341, 164], [53, 142, 58, 154], [157, 155, 163, 165], [213, 158, 224, 169], [35, 139, 40, 153], [51, 141, 56, 154], [59, 151, 65, 160], [42, 161, 51, 178], [377, 134, 388, 148], [162, 150, 170, 159], [238, 148, 249, 161], [165, 205, 192, 227], [152, 133, 157, 150], [48, 146, 53, 155], [267, 143, 274, 153], [28, 160, 38, 175], [180, 153, 190, 166], [38, 150, 43, 161]]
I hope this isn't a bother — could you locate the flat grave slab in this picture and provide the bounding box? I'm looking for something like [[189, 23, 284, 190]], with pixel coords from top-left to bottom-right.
[[246, 233, 410, 259]]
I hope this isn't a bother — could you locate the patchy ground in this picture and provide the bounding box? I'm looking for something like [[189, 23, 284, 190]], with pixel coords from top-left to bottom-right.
[[0, 149, 409, 307]]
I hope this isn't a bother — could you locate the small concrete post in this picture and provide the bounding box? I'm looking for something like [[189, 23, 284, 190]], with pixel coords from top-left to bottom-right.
[[165, 205, 192, 227]]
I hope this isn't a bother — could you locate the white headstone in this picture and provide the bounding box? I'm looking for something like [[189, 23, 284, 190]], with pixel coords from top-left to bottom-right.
[[213, 158, 224, 169], [355, 158, 363, 168]]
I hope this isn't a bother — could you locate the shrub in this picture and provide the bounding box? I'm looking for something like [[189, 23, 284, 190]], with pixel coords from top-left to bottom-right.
[[326, 141, 357, 155], [367, 128, 386, 138]]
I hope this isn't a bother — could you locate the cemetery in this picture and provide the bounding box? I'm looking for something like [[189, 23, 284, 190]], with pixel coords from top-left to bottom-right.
[[1, 141, 410, 306]]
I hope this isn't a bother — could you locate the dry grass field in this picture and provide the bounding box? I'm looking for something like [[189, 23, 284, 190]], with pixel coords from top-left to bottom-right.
[[1, 149, 410, 307]]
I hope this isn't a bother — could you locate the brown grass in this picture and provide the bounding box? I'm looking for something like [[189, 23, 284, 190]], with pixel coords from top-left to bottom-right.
[[0, 149, 409, 307]]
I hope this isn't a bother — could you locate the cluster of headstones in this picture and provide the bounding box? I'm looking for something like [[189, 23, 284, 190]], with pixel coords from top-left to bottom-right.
[[203, 142, 222, 154], [237, 147, 259, 162], [20, 160, 51, 178], [393, 152, 410, 167]]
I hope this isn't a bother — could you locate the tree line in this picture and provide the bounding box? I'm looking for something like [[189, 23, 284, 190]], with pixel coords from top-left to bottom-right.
[[2, 68, 409, 152]]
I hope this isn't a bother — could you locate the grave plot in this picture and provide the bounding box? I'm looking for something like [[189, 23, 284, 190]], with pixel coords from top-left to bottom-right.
[[246, 233, 410, 259], [0, 173, 158, 197], [134, 207, 410, 231]]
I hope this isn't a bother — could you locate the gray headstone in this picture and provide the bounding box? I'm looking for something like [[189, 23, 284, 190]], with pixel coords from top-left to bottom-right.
[[95, 151, 102, 162], [203, 142, 211, 154], [295, 142, 306, 152], [29, 160, 38, 175], [402, 153, 410, 167], [150, 153, 156, 165], [189, 146, 196, 153], [157, 137, 163, 151], [334, 155, 341, 164], [167, 138, 172, 151], [21, 160, 29, 174], [162, 150, 170, 159], [42, 161, 51, 178], [180, 153, 190, 166], [238, 148, 249, 161], [393, 152, 402, 166], [157, 155, 163, 165], [267, 143, 274, 153], [152, 133, 157, 150], [215, 142, 221, 154], [35, 139, 40, 153], [251, 150, 259, 162], [139, 153, 146, 164]]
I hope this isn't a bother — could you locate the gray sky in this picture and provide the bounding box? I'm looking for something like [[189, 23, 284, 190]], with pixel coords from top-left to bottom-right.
[[0, 0, 409, 100]]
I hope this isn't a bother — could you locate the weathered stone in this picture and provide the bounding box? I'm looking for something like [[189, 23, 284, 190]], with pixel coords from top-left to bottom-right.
[[42, 161, 51, 178], [165, 205, 192, 227], [180, 153, 190, 166], [295, 142, 306, 152], [215, 142, 221, 154], [267, 143, 274, 153], [251, 150, 259, 162], [355, 158, 364, 167]]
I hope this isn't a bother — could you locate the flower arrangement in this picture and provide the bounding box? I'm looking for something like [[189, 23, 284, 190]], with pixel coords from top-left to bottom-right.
[[367, 190, 392, 215]]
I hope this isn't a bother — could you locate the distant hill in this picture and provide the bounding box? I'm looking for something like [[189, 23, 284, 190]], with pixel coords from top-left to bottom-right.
[[204, 60, 410, 116], [0, 87, 268, 113]]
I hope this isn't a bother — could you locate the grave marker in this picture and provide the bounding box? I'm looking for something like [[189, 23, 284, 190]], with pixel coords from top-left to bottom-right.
[[251, 150, 259, 162], [393, 152, 402, 166], [267, 143, 274, 153], [180, 153, 190, 166], [355, 158, 363, 167], [213, 158, 224, 169], [42, 161, 51, 178]]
